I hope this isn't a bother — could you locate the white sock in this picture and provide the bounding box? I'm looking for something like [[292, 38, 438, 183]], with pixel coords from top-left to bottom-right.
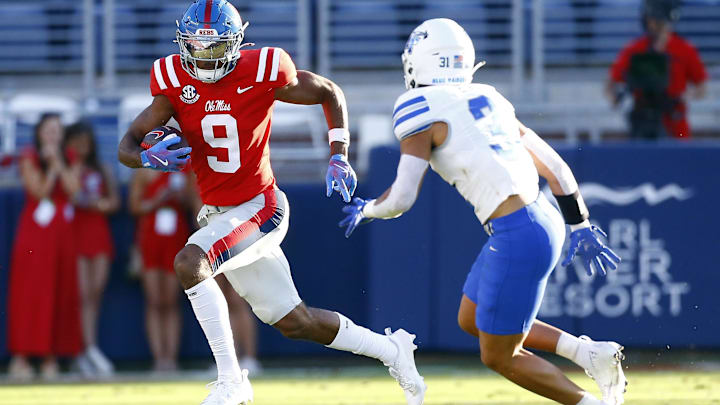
[[325, 313, 399, 365], [556, 332, 592, 370], [185, 278, 241, 380], [576, 391, 604, 405]]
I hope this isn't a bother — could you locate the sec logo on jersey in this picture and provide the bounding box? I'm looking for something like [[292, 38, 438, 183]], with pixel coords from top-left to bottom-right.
[[181, 84, 200, 104]]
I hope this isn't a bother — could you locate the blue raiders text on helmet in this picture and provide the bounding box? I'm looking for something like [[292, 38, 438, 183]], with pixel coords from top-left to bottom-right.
[[176, 0, 252, 83], [402, 18, 485, 90]]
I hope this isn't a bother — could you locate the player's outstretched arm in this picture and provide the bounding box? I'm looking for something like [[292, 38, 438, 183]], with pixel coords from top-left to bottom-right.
[[118, 95, 186, 170], [339, 122, 437, 238], [517, 120, 620, 276], [274, 71, 356, 202]]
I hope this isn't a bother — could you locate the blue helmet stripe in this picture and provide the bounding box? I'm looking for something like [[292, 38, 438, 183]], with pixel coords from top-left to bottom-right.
[[394, 106, 430, 129], [392, 95, 427, 118]]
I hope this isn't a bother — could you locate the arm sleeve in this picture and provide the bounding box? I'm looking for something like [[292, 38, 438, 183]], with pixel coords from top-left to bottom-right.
[[521, 127, 578, 195], [362, 154, 429, 219], [686, 43, 708, 84], [268, 48, 297, 88]]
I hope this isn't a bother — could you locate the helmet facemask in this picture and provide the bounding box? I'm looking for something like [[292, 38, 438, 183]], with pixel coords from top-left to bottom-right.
[[402, 29, 427, 90], [402, 51, 416, 90], [176, 21, 250, 83]]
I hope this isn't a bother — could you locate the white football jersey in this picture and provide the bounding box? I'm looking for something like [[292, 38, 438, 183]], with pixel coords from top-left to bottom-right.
[[392, 84, 539, 223]]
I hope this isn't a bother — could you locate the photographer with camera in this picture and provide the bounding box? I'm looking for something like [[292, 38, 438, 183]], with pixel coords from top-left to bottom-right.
[[606, 0, 707, 140]]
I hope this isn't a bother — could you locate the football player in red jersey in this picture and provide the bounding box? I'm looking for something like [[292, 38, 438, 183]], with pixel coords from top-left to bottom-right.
[[118, 1, 425, 404]]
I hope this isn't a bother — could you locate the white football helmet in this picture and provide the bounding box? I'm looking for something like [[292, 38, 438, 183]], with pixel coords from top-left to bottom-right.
[[402, 18, 485, 89]]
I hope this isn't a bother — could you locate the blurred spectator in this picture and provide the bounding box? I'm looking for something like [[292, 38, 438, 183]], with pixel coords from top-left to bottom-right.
[[606, 0, 707, 139], [6, 113, 83, 382], [64, 121, 120, 378], [129, 169, 192, 373], [217, 276, 263, 376]]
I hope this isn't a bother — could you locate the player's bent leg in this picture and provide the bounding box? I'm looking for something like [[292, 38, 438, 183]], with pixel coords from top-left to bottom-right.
[[524, 319, 563, 352], [523, 321, 627, 405], [174, 244, 250, 405], [457, 294, 479, 337], [272, 307, 426, 405], [174, 244, 214, 290], [478, 330, 594, 405], [272, 303, 339, 344], [224, 247, 425, 404]]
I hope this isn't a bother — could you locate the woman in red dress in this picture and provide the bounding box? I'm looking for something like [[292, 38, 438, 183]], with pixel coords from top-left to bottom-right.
[[64, 121, 120, 378], [7, 113, 83, 381], [129, 169, 193, 372]]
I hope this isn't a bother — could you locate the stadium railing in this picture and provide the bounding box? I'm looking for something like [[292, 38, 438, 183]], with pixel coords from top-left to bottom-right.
[[317, 0, 518, 74], [1, 2, 84, 74], [110, 0, 311, 75]]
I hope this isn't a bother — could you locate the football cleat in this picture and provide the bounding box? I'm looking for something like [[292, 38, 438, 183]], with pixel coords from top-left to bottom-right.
[[579, 335, 628, 405], [384, 328, 427, 405], [200, 369, 253, 405]]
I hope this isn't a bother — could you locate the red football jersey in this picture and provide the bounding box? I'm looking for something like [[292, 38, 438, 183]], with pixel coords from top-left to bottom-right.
[[150, 47, 297, 206]]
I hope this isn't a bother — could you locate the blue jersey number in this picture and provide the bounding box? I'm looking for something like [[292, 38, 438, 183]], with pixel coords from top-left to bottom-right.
[[469, 96, 520, 159], [439, 56, 450, 68], [468, 96, 491, 120]]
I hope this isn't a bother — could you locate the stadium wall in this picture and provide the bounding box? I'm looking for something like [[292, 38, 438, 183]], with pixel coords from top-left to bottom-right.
[[0, 143, 718, 361]]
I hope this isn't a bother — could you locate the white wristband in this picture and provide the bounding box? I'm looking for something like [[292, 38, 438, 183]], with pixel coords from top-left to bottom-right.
[[328, 128, 350, 145]]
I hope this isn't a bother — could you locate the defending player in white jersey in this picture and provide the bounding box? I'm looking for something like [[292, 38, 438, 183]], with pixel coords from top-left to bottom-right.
[[340, 19, 627, 405]]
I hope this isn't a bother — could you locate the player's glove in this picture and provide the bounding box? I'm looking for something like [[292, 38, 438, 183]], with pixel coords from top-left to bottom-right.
[[326, 154, 357, 203], [339, 197, 373, 238], [140, 137, 192, 172], [562, 224, 621, 276]]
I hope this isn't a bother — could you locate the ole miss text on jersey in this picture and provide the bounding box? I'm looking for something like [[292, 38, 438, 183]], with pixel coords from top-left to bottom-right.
[[150, 47, 296, 206]]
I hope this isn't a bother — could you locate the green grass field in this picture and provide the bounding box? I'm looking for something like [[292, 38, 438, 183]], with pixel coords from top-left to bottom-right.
[[2, 370, 719, 405]]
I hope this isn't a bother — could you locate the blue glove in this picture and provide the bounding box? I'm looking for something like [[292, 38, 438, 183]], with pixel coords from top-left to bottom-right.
[[140, 137, 192, 172], [562, 224, 621, 276], [339, 197, 373, 238], [326, 154, 357, 203]]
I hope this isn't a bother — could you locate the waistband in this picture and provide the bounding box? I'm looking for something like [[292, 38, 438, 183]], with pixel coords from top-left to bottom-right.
[[483, 193, 550, 236], [204, 186, 282, 214]]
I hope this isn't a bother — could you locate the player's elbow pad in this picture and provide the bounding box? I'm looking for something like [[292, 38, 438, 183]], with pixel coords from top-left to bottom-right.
[[521, 128, 578, 195]]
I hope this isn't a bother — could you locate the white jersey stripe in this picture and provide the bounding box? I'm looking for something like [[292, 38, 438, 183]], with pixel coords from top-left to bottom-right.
[[256, 47, 269, 82], [153, 59, 167, 90], [165, 55, 181, 88], [269, 48, 280, 81]]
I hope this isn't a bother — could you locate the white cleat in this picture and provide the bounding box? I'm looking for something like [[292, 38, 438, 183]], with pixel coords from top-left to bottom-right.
[[579, 335, 628, 405], [200, 369, 253, 405], [384, 328, 427, 405]]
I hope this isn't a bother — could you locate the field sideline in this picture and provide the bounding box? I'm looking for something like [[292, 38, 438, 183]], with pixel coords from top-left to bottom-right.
[[2, 370, 719, 405]]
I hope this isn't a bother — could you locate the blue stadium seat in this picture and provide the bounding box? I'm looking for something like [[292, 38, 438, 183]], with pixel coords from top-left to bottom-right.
[[331, 1, 402, 68]]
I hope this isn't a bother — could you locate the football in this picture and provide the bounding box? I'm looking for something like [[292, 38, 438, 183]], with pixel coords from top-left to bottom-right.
[[140, 126, 190, 157]]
